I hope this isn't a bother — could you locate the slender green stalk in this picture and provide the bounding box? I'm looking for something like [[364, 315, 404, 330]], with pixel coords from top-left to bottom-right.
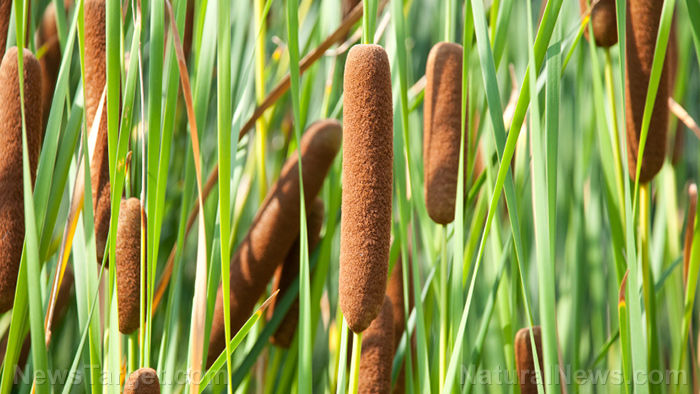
[[439, 225, 448, 388], [217, 0, 234, 390], [254, 0, 268, 199], [14, 1, 49, 391], [284, 0, 312, 389], [348, 332, 363, 394], [639, 184, 661, 392], [335, 319, 350, 394]]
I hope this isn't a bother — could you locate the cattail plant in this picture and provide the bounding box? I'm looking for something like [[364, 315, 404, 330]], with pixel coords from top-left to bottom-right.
[[423, 41, 464, 225], [85, 0, 111, 264], [207, 119, 342, 365], [340, 44, 393, 334], [124, 367, 160, 394], [358, 296, 394, 393], [0, 47, 44, 313], [515, 326, 544, 394], [625, 0, 670, 183], [115, 198, 145, 335], [267, 198, 325, 348], [579, 0, 617, 47]]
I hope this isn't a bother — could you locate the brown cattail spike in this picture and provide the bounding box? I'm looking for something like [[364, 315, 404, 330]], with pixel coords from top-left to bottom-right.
[[358, 296, 394, 393], [124, 368, 160, 394], [340, 44, 393, 334], [85, 0, 111, 264], [386, 257, 414, 394], [580, 0, 618, 47], [116, 198, 145, 334], [515, 326, 545, 394], [267, 198, 325, 348], [0, 47, 44, 313], [0, 0, 11, 58], [424, 42, 464, 225], [207, 119, 342, 366], [624, 0, 670, 183]]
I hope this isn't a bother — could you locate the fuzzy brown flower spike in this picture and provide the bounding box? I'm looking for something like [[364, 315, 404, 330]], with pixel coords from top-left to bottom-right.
[[424, 42, 464, 225], [85, 0, 112, 264], [0, 0, 11, 58], [207, 119, 341, 366], [0, 47, 44, 313], [625, 0, 670, 183], [358, 296, 394, 393], [340, 44, 393, 334], [124, 368, 160, 394], [515, 326, 545, 394], [580, 0, 618, 47], [267, 198, 325, 348], [116, 198, 145, 335]]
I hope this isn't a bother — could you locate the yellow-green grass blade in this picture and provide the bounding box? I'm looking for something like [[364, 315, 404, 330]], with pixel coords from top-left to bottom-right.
[[13, 1, 49, 392], [199, 292, 277, 392], [612, 0, 649, 392]]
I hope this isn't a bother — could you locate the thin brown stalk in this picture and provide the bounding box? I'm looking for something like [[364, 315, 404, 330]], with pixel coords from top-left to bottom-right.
[[669, 97, 700, 141]]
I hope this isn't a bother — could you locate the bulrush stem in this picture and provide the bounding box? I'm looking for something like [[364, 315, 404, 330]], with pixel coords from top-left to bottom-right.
[[604, 49, 625, 232], [439, 224, 448, 388], [348, 332, 362, 394], [639, 183, 661, 391]]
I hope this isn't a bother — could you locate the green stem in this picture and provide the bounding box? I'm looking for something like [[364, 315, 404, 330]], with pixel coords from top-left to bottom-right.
[[603, 49, 625, 233], [439, 225, 448, 388], [640, 184, 660, 393], [128, 333, 138, 374], [348, 332, 363, 394]]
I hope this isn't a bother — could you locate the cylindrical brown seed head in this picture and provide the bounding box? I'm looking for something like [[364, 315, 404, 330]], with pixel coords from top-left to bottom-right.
[[624, 0, 669, 183], [386, 257, 413, 394], [358, 296, 394, 394], [267, 198, 325, 348], [340, 44, 393, 334], [124, 368, 160, 394], [580, 0, 618, 47], [423, 42, 464, 225], [515, 326, 544, 394], [116, 198, 145, 335], [0, 0, 11, 58], [85, 0, 111, 264], [0, 47, 44, 313], [386, 258, 413, 352], [207, 120, 342, 366]]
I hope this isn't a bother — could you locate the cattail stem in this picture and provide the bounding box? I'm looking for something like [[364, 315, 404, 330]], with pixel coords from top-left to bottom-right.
[[684, 184, 698, 284], [639, 183, 661, 384], [439, 224, 448, 387], [335, 318, 351, 394], [128, 333, 138, 373], [348, 332, 362, 394], [604, 49, 625, 231]]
